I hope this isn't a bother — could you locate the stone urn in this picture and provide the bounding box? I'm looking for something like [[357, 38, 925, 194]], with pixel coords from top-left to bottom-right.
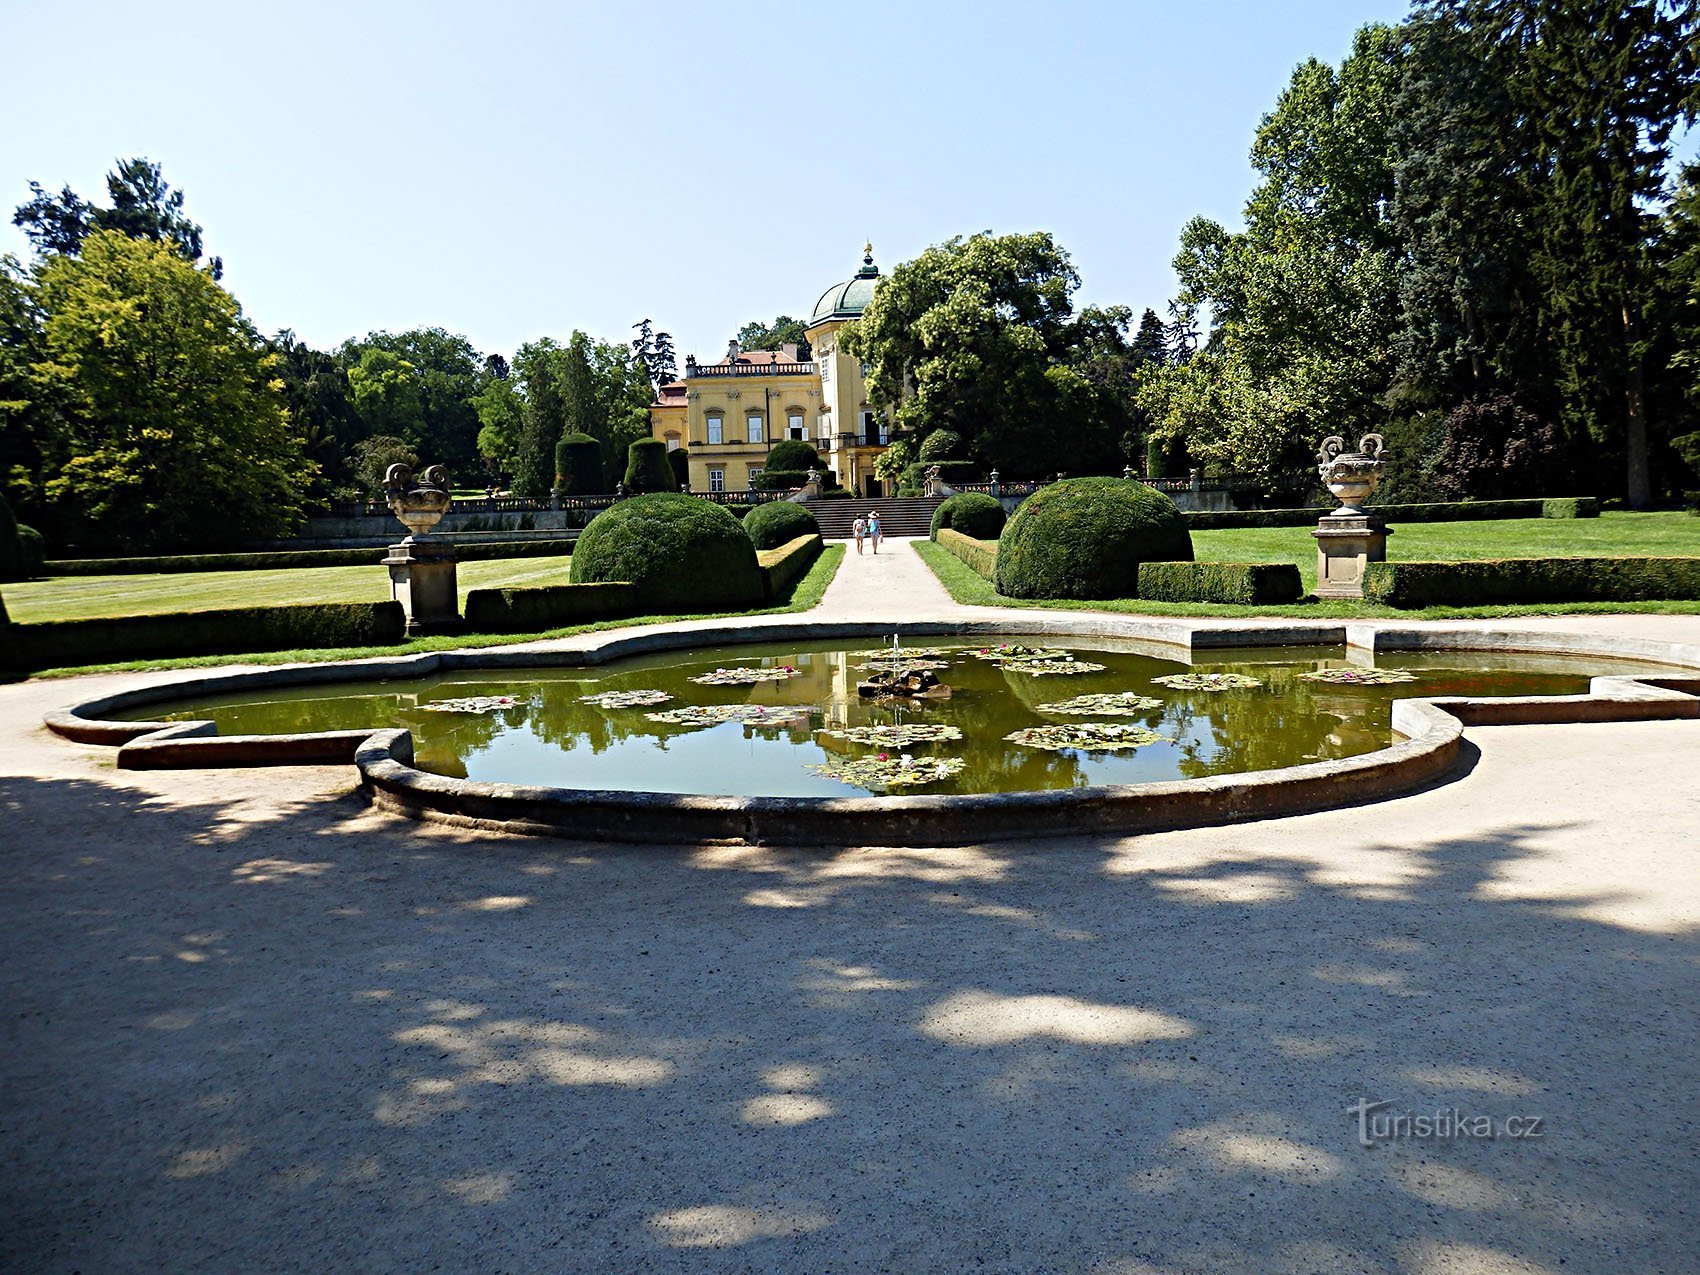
[[381, 464, 460, 634], [1311, 434, 1392, 599], [385, 463, 453, 539], [1316, 434, 1386, 515]]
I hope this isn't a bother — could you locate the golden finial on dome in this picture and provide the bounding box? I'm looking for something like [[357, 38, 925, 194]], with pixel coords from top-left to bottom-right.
[[863, 241, 873, 264]]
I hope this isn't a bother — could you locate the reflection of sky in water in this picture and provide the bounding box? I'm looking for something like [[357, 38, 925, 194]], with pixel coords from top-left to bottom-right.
[[135, 639, 1674, 798]]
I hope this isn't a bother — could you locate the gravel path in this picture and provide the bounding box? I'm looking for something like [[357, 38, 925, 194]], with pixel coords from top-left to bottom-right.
[[3, 556, 1698, 1273]]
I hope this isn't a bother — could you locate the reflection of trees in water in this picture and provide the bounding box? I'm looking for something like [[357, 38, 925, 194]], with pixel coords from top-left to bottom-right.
[[1169, 665, 1391, 779]]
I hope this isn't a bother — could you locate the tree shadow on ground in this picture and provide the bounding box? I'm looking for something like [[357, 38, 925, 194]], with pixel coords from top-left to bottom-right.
[[1, 765, 1696, 1274]]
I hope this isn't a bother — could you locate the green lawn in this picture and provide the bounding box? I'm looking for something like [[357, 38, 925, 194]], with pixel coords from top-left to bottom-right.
[[915, 510, 1700, 621], [9, 545, 846, 679], [2, 554, 580, 623], [1194, 511, 1700, 594]]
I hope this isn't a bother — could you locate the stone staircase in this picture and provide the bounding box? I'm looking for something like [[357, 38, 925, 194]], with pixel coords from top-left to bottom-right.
[[809, 496, 946, 540]]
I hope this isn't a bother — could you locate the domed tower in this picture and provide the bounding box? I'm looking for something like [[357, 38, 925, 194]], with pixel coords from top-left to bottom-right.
[[805, 245, 891, 497]]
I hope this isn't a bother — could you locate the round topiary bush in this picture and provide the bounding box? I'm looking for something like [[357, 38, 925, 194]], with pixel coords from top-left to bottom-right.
[[930, 492, 1006, 541], [765, 438, 824, 474], [743, 499, 820, 550], [570, 493, 764, 612], [623, 438, 678, 493], [994, 477, 1192, 600], [555, 432, 604, 496], [918, 429, 962, 461]]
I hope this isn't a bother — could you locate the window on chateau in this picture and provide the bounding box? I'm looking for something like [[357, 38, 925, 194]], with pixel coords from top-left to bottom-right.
[[787, 412, 805, 440], [748, 466, 763, 484], [706, 415, 723, 444], [664, 433, 681, 451], [747, 414, 764, 444], [708, 468, 725, 492], [817, 416, 832, 441]]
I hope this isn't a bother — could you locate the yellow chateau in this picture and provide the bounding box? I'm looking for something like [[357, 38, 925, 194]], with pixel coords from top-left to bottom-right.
[[648, 247, 893, 496]]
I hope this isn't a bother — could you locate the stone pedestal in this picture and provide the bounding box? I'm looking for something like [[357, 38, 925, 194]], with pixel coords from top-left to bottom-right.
[[1312, 513, 1391, 599], [382, 538, 461, 634]]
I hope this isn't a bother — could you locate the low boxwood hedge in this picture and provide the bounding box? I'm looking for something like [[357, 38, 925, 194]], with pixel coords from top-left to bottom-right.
[[934, 528, 998, 580], [930, 492, 1006, 540], [1185, 496, 1598, 530], [1136, 561, 1304, 605], [462, 582, 638, 633], [569, 493, 764, 612], [743, 500, 820, 550], [44, 538, 578, 576], [750, 469, 819, 492], [1363, 556, 1700, 608], [757, 533, 824, 600], [0, 601, 407, 670]]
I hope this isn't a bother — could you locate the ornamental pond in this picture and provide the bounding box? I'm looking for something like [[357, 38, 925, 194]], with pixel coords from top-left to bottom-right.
[[131, 636, 1676, 798]]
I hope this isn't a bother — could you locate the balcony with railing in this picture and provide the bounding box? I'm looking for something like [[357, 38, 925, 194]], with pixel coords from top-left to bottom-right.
[[684, 358, 816, 378]]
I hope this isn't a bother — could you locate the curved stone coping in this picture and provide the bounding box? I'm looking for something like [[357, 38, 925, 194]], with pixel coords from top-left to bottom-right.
[[42, 617, 1700, 848]]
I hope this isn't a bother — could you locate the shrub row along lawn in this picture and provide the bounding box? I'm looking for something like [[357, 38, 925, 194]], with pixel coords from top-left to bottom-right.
[[1, 555, 578, 623]]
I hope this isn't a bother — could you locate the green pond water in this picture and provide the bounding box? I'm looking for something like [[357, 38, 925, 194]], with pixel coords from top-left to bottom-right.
[[136, 637, 1673, 797]]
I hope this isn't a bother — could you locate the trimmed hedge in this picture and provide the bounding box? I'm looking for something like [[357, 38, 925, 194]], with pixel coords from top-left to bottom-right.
[[555, 433, 603, 496], [1136, 561, 1304, 605], [996, 477, 1192, 600], [918, 429, 962, 461], [935, 528, 998, 580], [1185, 496, 1598, 530], [43, 538, 578, 576], [743, 500, 820, 550], [930, 492, 1006, 540], [667, 446, 690, 490], [569, 492, 764, 611], [0, 601, 407, 671], [624, 438, 677, 493], [1363, 556, 1700, 608], [757, 533, 824, 601], [751, 469, 819, 492], [462, 582, 638, 634], [765, 439, 824, 473]]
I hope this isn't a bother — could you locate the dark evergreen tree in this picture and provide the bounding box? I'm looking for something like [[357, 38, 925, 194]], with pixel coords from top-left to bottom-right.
[[14, 157, 222, 278]]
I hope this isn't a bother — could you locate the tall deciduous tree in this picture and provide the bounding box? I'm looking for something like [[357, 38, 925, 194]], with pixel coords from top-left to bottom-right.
[[28, 231, 309, 549], [340, 328, 485, 475], [840, 231, 1129, 478], [734, 315, 812, 360]]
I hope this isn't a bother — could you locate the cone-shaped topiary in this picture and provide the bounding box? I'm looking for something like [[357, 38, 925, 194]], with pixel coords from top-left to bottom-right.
[[994, 477, 1192, 599], [570, 493, 763, 611], [555, 433, 604, 496], [764, 438, 823, 474], [623, 438, 677, 493], [930, 492, 1006, 541], [743, 499, 820, 550], [667, 446, 690, 490]]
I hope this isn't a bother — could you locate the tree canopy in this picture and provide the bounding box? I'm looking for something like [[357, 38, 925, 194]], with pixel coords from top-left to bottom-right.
[[14, 157, 223, 279], [840, 231, 1131, 478], [734, 315, 812, 360]]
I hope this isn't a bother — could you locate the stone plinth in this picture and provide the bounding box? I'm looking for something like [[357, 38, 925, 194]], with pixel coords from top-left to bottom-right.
[[382, 538, 461, 635], [1312, 512, 1391, 599]]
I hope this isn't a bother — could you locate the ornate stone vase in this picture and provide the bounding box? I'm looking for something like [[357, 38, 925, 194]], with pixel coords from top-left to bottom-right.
[[1316, 434, 1386, 516], [385, 464, 453, 539]]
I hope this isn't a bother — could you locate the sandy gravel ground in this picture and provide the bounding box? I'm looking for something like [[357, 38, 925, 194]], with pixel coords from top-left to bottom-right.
[[3, 572, 1699, 1273]]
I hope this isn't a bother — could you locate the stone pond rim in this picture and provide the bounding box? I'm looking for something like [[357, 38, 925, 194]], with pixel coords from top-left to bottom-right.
[[41, 617, 1700, 849]]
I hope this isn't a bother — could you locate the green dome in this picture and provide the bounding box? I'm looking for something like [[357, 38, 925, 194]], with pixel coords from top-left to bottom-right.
[[810, 246, 882, 324]]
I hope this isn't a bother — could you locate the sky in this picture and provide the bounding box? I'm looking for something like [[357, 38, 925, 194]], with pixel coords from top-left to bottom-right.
[[2, 0, 1421, 362]]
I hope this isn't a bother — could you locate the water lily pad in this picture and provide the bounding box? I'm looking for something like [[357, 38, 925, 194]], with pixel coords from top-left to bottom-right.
[[1151, 672, 1263, 691], [856, 659, 951, 673], [1298, 667, 1417, 685], [645, 704, 815, 728], [419, 695, 522, 714], [577, 689, 673, 708], [1037, 692, 1164, 716], [1000, 659, 1107, 676], [1004, 722, 1169, 752], [806, 752, 966, 790], [822, 723, 964, 747], [972, 644, 1071, 663], [850, 647, 951, 659], [688, 665, 802, 685]]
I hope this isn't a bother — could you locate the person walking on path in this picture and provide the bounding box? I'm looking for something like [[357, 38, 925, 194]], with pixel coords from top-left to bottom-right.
[[869, 511, 882, 554], [853, 514, 867, 555]]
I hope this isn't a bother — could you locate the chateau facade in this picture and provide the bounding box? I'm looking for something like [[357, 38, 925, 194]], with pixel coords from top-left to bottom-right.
[[648, 248, 893, 497]]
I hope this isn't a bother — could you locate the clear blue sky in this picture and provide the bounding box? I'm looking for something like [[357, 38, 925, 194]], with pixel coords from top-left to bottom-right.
[[2, 0, 1418, 363]]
